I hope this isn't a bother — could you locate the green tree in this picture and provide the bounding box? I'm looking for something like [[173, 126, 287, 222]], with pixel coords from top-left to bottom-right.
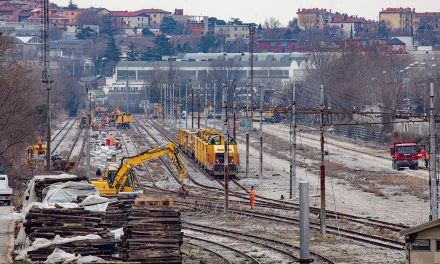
[[153, 34, 172, 55], [160, 16, 178, 35], [377, 21, 389, 38], [228, 18, 243, 25], [66, 0, 78, 10], [198, 34, 216, 52], [416, 20, 439, 45], [140, 48, 161, 61], [104, 37, 121, 62], [127, 42, 138, 61], [75, 27, 97, 39], [142, 28, 154, 37], [140, 34, 172, 61]]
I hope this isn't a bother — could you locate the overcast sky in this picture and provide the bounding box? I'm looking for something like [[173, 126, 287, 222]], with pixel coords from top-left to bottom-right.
[[52, 0, 440, 25]]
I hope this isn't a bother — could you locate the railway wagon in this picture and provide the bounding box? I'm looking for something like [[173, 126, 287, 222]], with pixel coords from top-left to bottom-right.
[[179, 128, 240, 177], [178, 129, 197, 158]]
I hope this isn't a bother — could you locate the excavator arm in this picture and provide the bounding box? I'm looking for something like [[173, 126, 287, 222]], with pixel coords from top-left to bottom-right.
[[111, 142, 187, 193]]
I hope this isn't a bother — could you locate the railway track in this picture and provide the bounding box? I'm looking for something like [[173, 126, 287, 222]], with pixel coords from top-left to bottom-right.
[[51, 119, 77, 155], [185, 235, 261, 264], [144, 118, 406, 251], [147, 119, 408, 230], [125, 124, 269, 262], [183, 222, 334, 264], [129, 121, 333, 263]]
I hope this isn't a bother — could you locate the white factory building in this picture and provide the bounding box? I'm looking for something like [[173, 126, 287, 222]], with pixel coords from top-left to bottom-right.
[[103, 52, 311, 93]]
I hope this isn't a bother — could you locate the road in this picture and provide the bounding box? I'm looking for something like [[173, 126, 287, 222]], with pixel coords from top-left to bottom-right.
[[0, 206, 15, 263], [259, 123, 429, 178]]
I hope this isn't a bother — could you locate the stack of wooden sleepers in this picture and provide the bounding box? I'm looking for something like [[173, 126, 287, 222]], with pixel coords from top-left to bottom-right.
[[25, 207, 119, 261], [33, 175, 87, 200], [122, 207, 183, 263], [102, 195, 136, 229]]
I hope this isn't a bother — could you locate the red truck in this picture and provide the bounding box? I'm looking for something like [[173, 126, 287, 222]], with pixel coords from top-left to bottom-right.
[[390, 142, 419, 170]]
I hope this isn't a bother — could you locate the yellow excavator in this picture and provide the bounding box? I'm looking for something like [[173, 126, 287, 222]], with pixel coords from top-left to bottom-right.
[[90, 142, 187, 196]]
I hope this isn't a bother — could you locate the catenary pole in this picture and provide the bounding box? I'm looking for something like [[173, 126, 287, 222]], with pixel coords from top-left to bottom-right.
[[290, 83, 297, 199], [430, 82, 438, 220], [223, 83, 229, 213], [259, 85, 263, 187], [319, 84, 326, 235]]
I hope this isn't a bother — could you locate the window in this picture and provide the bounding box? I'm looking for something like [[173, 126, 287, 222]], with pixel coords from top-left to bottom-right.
[[412, 240, 430, 251], [281, 42, 287, 47], [234, 27, 237, 31], [271, 41, 277, 47], [436, 240, 440, 251]]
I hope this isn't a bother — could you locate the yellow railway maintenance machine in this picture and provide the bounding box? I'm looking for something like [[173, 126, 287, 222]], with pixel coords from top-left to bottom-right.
[[178, 128, 240, 178], [25, 137, 47, 169], [90, 142, 187, 196]]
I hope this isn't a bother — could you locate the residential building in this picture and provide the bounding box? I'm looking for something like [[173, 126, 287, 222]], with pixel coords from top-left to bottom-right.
[[25, 7, 68, 28], [0, 2, 20, 22], [0, 21, 41, 36], [110, 10, 150, 35], [214, 24, 249, 40], [257, 39, 297, 53], [415, 12, 440, 36], [329, 14, 367, 37], [344, 38, 406, 54], [61, 8, 83, 26], [296, 8, 332, 30], [142, 8, 171, 28], [379, 7, 415, 34], [172, 9, 209, 35]]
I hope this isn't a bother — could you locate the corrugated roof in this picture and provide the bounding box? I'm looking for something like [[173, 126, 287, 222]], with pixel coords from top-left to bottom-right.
[[116, 58, 299, 69], [400, 219, 440, 237], [111, 8, 171, 17]]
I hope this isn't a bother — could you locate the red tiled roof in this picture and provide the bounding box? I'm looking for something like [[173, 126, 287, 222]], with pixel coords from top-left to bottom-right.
[[331, 16, 365, 23], [111, 8, 171, 17], [297, 8, 329, 14], [416, 12, 440, 18], [380, 7, 413, 14]]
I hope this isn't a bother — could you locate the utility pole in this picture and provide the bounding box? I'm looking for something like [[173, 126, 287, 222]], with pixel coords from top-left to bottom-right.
[[259, 85, 263, 187], [430, 82, 438, 220], [178, 84, 181, 128], [173, 84, 176, 129], [147, 85, 150, 119], [185, 82, 188, 128], [319, 84, 326, 235], [233, 81, 237, 139], [248, 23, 255, 127], [246, 132, 249, 178], [290, 83, 297, 199], [205, 84, 208, 128], [197, 84, 201, 129], [222, 83, 229, 213], [213, 82, 217, 130], [85, 87, 91, 179], [42, 0, 53, 171], [191, 84, 194, 129], [125, 68, 129, 113], [82, 85, 90, 178]]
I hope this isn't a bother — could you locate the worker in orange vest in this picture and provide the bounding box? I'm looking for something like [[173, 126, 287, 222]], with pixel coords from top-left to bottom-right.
[[425, 153, 430, 168], [107, 134, 113, 146], [250, 186, 256, 210]]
